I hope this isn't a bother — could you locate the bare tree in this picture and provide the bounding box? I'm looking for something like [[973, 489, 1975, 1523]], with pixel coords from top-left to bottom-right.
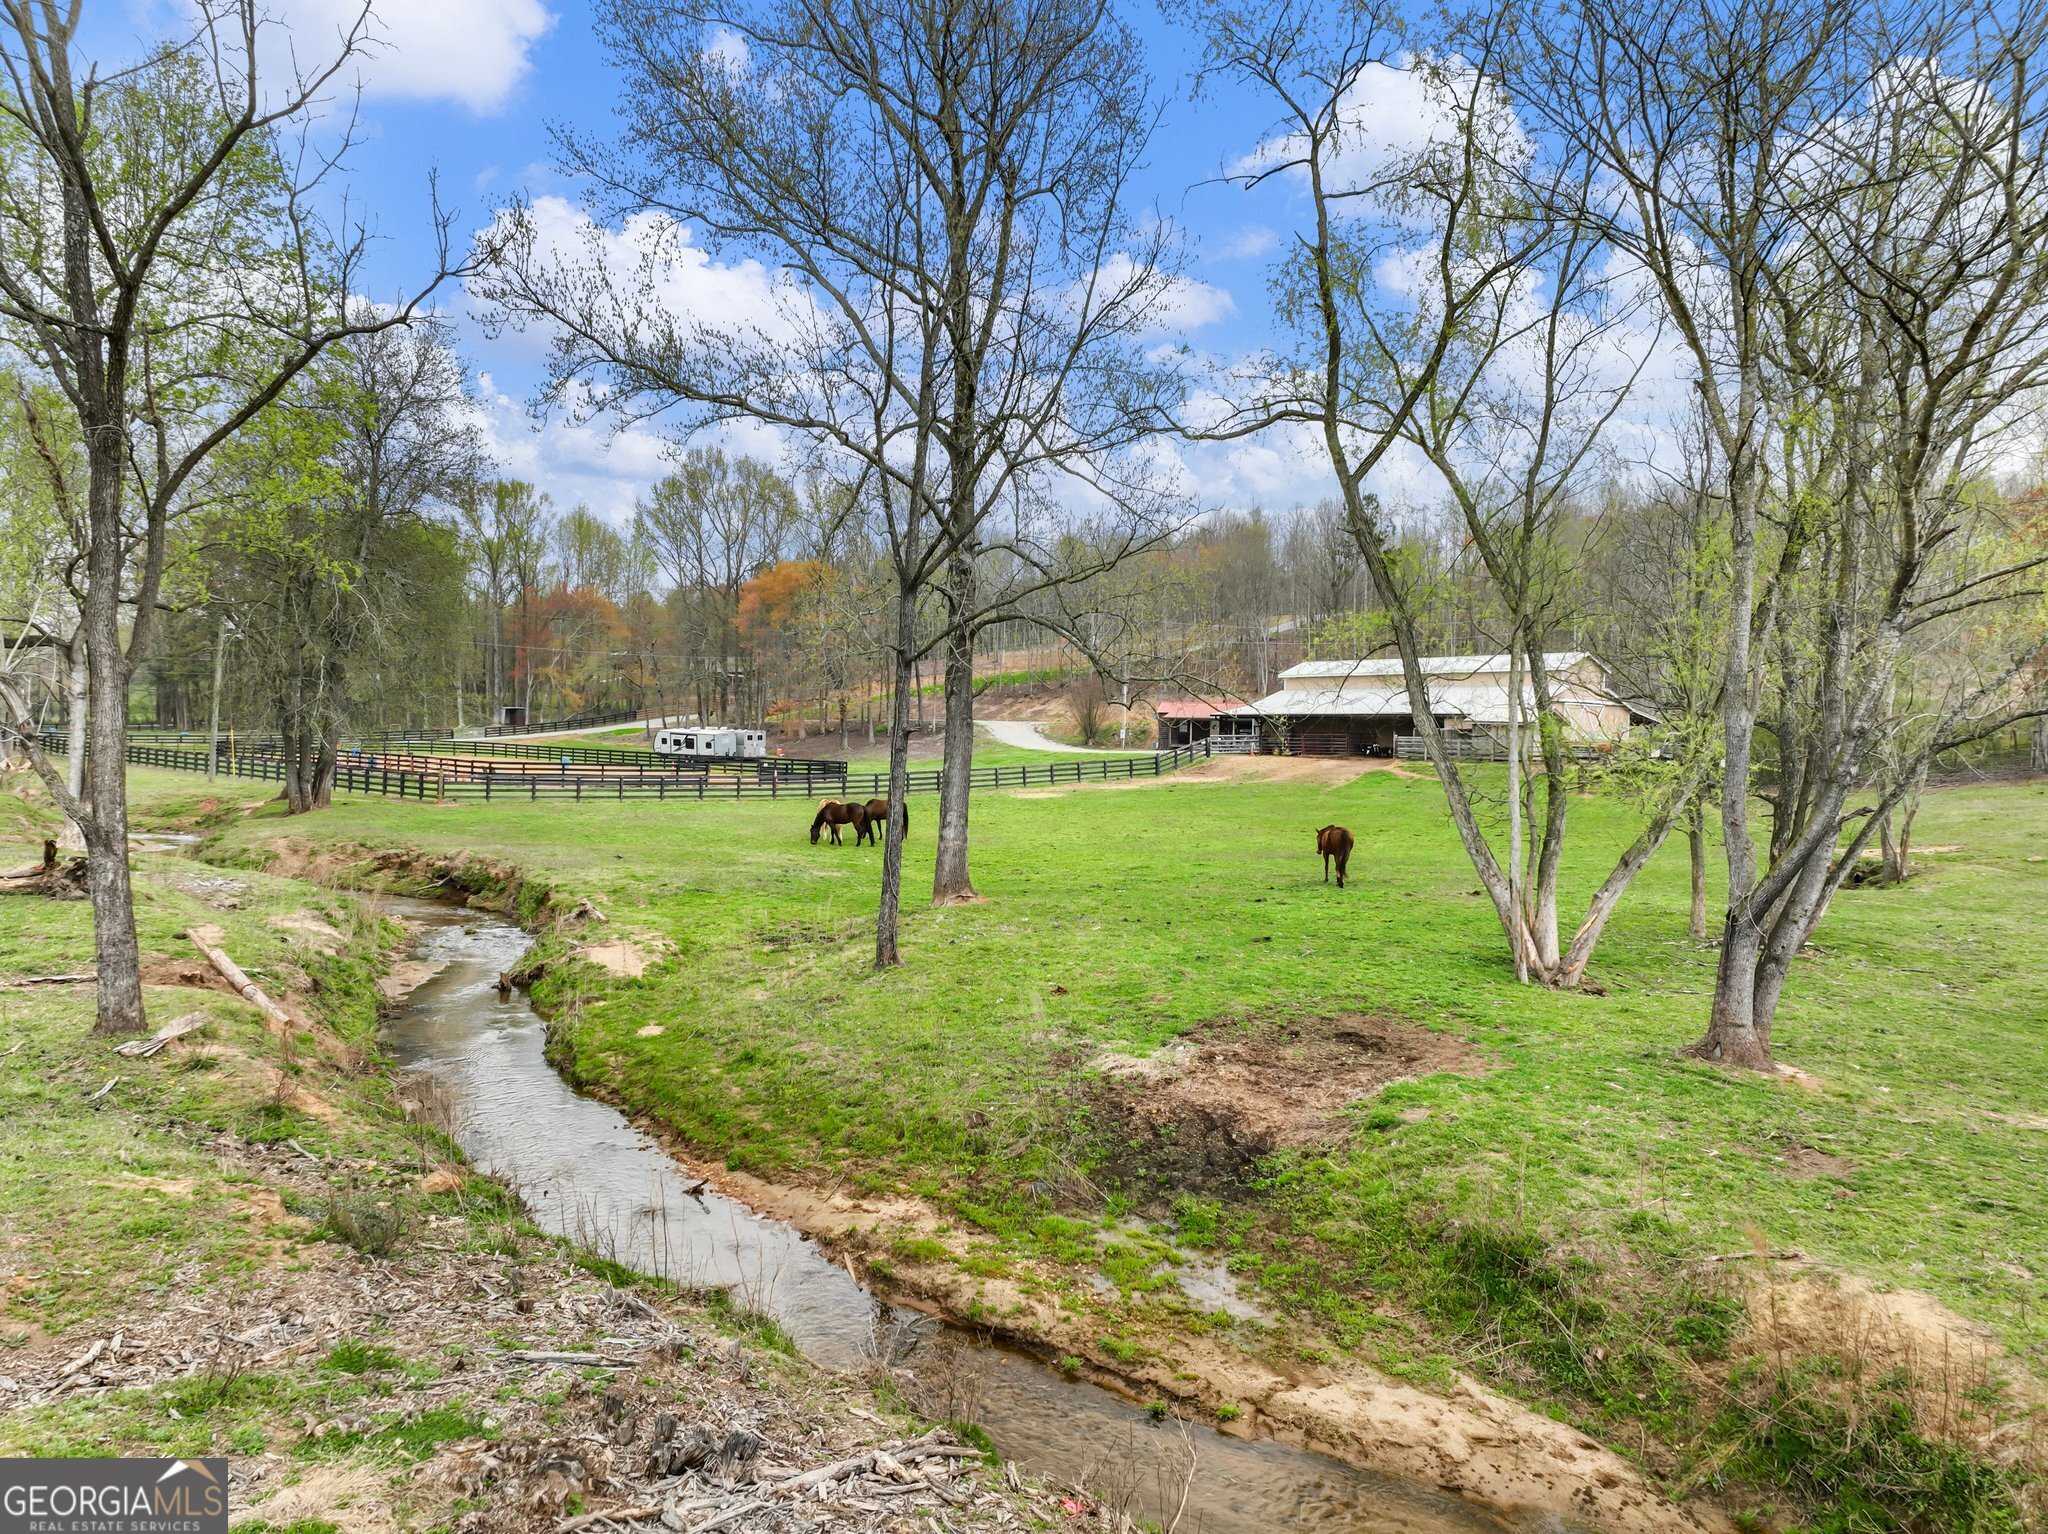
[[457, 478, 552, 722], [222, 312, 480, 812], [1186, 1, 1698, 985], [1530, 0, 2048, 1066], [0, 2, 464, 1033], [474, 0, 1180, 966]]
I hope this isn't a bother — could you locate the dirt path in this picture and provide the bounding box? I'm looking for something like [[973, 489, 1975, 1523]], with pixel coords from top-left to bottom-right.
[[976, 718, 1155, 754]]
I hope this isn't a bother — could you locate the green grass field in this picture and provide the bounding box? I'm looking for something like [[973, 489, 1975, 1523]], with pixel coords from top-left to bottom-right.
[[107, 759, 2048, 1516]]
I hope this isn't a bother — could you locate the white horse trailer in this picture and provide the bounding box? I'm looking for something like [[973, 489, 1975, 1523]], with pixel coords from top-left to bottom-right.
[[652, 727, 768, 760]]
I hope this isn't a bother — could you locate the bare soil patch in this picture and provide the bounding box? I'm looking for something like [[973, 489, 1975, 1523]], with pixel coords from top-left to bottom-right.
[[139, 957, 240, 997], [1190, 755, 1428, 786], [571, 938, 662, 979], [1778, 1142, 1858, 1181], [1090, 1014, 1486, 1196], [268, 912, 346, 952]]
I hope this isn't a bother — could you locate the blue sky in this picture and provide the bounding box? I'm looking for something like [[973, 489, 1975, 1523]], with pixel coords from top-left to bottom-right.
[[101, 1, 1429, 523]]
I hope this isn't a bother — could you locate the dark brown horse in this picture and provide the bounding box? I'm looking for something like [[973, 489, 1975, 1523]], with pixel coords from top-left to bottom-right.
[[1316, 825, 1354, 888], [855, 798, 909, 846], [811, 800, 869, 845]]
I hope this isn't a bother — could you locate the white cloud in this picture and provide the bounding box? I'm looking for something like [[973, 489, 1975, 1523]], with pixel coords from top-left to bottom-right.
[[1210, 225, 1277, 261], [270, 0, 554, 115], [472, 371, 806, 525], [460, 197, 817, 519], [1088, 254, 1236, 337], [476, 194, 813, 354], [1231, 60, 1446, 193]]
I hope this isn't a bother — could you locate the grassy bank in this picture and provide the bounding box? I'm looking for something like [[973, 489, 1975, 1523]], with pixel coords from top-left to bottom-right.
[[117, 760, 2048, 1526], [0, 784, 1025, 1531]]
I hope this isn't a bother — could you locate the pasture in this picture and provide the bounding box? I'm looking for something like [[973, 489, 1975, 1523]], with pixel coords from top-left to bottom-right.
[[116, 757, 2048, 1497]]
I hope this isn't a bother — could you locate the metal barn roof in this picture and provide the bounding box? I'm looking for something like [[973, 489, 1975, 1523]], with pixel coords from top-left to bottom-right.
[[1278, 652, 1593, 682]]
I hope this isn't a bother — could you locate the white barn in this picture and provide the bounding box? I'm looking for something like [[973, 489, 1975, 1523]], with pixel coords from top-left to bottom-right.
[[1225, 652, 1650, 757]]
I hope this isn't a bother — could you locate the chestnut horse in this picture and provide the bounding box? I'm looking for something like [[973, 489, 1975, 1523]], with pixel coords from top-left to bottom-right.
[[855, 798, 909, 846], [810, 800, 869, 845], [1316, 825, 1354, 888]]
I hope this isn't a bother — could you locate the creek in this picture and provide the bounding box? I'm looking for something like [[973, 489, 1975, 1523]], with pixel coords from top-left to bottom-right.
[[383, 898, 1575, 1534]]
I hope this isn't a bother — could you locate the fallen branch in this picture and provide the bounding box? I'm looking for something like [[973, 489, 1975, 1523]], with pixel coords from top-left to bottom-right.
[[504, 1349, 637, 1367], [1693, 1250, 1807, 1264], [769, 1451, 876, 1495], [557, 1506, 661, 1533], [683, 1501, 763, 1534], [186, 926, 292, 1029], [113, 1012, 210, 1059], [4, 972, 96, 987], [85, 1076, 119, 1102]]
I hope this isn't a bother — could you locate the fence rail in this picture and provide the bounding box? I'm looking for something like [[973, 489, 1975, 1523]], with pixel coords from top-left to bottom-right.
[[48, 735, 1218, 803], [474, 707, 641, 738], [1394, 733, 1620, 763]]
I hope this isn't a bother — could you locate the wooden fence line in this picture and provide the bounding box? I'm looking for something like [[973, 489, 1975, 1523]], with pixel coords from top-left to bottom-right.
[[47, 737, 1217, 803]]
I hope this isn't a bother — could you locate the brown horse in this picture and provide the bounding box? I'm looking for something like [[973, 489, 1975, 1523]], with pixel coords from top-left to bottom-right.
[[810, 800, 869, 845], [1316, 825, 1354, 888], [855, 798, 909, 846]]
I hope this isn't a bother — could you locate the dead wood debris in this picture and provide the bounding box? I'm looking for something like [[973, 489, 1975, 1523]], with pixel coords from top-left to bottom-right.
[[0, 840, 88, 899], [186, 925, 294, 1031], [0, 1129, 1036, 1534], [112, 1012, 212, 1058]]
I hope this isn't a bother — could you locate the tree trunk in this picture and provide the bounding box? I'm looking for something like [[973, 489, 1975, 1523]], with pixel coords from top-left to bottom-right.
[[1506, 645, 1527, 983], [1687, 804, 1708, 942], [313, 735, 337, 810], [2032, 717, 2047, 774], [82, 431, 145, 1036], [1692, 919, 1775, 1068], [205, 616, 227, 783], [1879, 763, 1927, 884], [65, 640, 88, 802], [874, 593, 917, 970], [932, 554, 979, 905]]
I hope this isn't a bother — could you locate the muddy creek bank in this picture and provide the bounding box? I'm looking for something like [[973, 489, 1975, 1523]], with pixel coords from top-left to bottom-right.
[[382, 897, 1573, 1534]]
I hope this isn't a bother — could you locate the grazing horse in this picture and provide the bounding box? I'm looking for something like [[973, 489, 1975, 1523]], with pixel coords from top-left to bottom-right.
[[810, 800, 869, 845], [1316, 825, 1354, 888], [856, 798, 909, 846]]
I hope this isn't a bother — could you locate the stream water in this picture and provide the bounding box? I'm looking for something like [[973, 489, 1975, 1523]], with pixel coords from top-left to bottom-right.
[[382, 899, 1574, 1534]]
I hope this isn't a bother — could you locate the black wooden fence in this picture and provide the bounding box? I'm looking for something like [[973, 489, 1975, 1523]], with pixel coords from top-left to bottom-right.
[[46, 735, 1218, 803], [475, 707, 641, 738]]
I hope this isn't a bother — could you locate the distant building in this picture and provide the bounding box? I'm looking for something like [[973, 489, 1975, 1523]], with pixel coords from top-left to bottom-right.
[[1228, 652, 1652, 757], [1153, 697, 1231, 748]]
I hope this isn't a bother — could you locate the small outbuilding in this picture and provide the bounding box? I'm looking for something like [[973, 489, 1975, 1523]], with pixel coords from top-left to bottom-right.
[[1153, 698, 1229, 748]]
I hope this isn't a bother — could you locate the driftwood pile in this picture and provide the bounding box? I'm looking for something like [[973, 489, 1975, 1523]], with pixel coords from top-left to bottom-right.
[[431, 1414, 1001, 1534], [0, 839, 87, 899]]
